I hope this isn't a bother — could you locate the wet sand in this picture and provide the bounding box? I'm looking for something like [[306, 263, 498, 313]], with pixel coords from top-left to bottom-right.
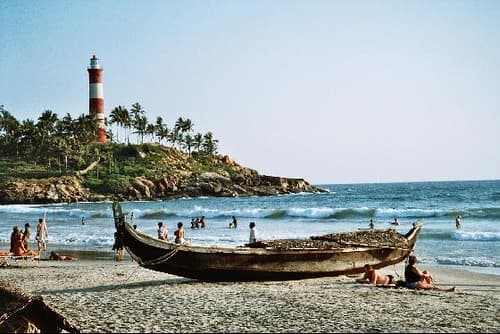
[[1, 252, 498, 333]]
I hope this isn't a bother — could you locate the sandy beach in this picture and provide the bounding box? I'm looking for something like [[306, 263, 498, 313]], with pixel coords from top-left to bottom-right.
[[1, 251, 498, 333]]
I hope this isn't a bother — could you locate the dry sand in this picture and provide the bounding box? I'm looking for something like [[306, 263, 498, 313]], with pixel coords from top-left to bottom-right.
[[1, 253, 498, 333]]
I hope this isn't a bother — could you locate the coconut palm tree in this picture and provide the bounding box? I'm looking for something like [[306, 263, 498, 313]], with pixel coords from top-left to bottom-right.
[[202, 131, 218, 155]]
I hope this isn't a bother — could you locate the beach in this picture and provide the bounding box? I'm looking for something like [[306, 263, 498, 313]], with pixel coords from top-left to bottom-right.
[[2, 252, 498, 333]]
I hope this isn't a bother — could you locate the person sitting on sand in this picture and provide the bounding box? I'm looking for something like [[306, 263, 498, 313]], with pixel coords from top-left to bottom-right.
[[356, 264, 397, 286], [11, 231, 37, 257], [49, 251, 77, 261], [10, 226, 22, 253], [157, 222, 169, 241], [174, 222, 186, 244], [405, 255, 455, 292]]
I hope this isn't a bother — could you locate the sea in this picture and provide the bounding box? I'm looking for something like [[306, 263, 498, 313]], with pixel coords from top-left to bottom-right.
[[1, 180, 499, 276]]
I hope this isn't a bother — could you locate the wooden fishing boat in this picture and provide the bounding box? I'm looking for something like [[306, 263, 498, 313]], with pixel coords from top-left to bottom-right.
[[112, 202, 422, 282]]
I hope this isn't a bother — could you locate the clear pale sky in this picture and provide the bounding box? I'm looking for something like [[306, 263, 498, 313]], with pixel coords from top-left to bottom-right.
[[1, 0, 499, 184]]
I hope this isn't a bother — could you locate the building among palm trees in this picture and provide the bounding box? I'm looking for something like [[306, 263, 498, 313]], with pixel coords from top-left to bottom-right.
[[88, 55, 106, 143]]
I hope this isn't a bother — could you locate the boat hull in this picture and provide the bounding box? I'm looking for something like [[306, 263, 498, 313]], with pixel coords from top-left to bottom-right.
[[119, 222, 421, 282]]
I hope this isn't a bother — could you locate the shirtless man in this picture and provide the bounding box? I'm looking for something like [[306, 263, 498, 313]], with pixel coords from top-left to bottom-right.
[[356, 264, 397, 286]]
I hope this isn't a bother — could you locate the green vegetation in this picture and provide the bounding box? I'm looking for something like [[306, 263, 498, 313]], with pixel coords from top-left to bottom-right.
[[0, 103, 223, 195]]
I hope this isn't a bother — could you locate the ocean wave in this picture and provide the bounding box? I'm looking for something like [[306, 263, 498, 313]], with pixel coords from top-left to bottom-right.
[[420, 230, 500, 242], [442, 207, 500, 219], [434, 256, 499, 268], [329, 208, 376, 219]]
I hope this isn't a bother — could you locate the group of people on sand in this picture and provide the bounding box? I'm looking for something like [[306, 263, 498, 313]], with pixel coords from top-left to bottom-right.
[[4, 217, 78, 261], [7, 218, 49, 257], [356, 255, 455, 292]]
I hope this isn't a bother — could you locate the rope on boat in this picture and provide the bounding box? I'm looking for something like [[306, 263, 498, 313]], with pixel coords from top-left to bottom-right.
[[141, 249, 179, 267]]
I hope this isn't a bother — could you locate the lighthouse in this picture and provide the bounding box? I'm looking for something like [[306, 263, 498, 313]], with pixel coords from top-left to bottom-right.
[[88, 55, 106, 143]]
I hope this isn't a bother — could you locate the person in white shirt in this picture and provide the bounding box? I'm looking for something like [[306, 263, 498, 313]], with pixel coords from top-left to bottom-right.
[[249, 222, 257, 244]]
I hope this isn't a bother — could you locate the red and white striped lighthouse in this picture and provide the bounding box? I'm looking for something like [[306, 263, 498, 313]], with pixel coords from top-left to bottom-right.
[[88, 55, 106, 143]]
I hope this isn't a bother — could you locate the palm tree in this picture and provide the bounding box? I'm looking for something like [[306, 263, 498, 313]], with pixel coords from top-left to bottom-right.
[[193, 133, 203, 152], [202, 131, 219, 155], [133, 115, 148, 144], [146, 123, 156, 142], [154, 116, 167, 144], [130, 103, 145, 144], [109, 105, 130, 143], [183, 134, 194, 155]]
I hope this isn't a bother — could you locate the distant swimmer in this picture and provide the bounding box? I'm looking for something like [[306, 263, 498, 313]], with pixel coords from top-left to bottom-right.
[[369, 219, 375, 230], [455, 215, 462, 229], [229, 216, 238, 228], [390, 218, 400, 226]]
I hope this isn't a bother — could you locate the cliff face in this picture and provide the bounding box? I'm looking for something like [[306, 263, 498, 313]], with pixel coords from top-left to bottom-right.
[[0, 153, 325, 204]]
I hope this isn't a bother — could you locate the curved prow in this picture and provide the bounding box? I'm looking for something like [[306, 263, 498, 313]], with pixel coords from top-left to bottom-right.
[[112, 201, 125, 230], [404, 220, 423, 251]]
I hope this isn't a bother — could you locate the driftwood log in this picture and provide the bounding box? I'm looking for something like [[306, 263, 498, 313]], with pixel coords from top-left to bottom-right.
[[0, 280, 79, 333]]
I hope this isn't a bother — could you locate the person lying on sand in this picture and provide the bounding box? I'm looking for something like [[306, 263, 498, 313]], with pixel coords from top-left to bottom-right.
[[356, 264, 397, 287], [49, 251, 77, 261], [405, 255, 455, 292]]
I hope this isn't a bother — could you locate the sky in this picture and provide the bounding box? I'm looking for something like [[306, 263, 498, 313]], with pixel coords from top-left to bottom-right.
[[1, 0, 499, 185]]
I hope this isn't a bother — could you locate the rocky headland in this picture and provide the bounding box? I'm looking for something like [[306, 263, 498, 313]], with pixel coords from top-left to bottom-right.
[[0, 149, 325, 204]]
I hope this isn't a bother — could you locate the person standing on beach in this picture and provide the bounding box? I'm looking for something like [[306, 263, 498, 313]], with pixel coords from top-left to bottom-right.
[[157, 222, 169, 241], [112, 231, 124, 261], [455, 215, 462, 229], [249, 222, 257, 244], [36, 216, 48, 252], [22, 223, 31, 249], [404, 255, 455, 292]]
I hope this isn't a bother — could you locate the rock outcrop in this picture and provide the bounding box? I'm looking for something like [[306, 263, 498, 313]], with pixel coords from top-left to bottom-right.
[[0, 152, 326, 204]]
